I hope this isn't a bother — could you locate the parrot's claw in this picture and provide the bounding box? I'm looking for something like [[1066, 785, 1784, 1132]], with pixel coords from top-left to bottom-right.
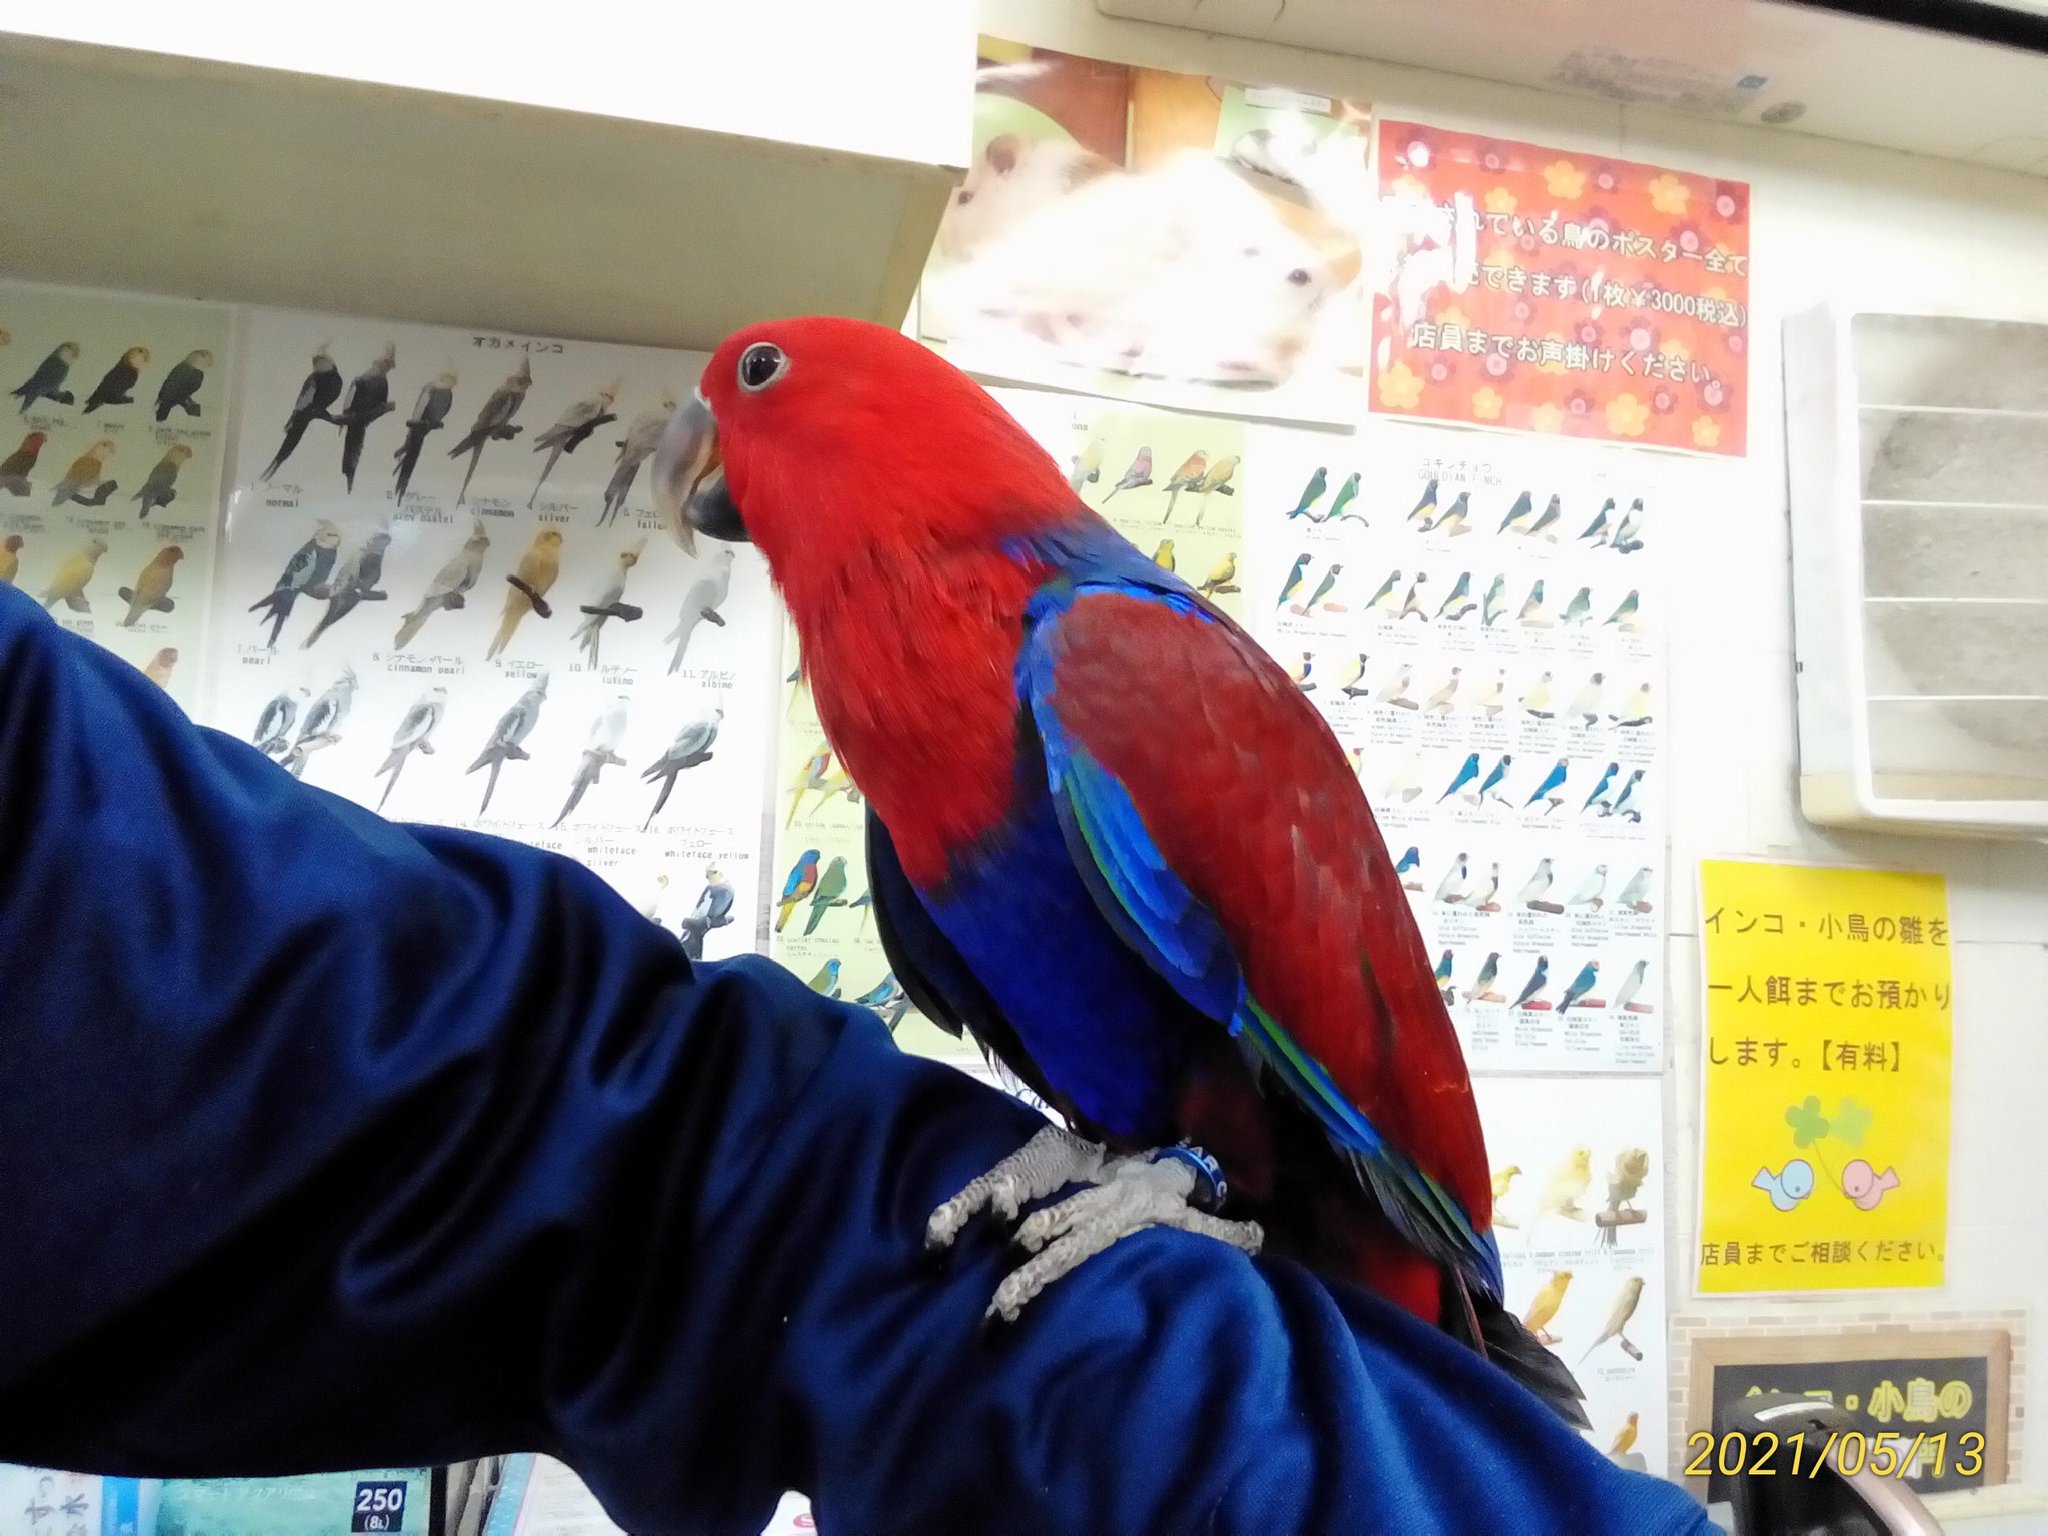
[[987, 1154, 1262, 1324], [926, 1125, 1107, 1252]]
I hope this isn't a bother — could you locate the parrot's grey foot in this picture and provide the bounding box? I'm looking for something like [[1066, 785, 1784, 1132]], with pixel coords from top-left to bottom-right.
[[926, 1125, 1108, 1252], [987, 1151, 1262, 1323]]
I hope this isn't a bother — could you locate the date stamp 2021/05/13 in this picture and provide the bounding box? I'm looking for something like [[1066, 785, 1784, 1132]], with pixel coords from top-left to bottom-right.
[[1684, 1429, 1985, 1482]]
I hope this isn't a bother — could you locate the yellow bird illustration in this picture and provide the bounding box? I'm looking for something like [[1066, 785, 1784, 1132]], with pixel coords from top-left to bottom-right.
[[486, 528, 563, 661], [118, 545, 183, 626], [1580, 1275, 1646, 1364], [1491, 1163, 1522, 1228], [1192, 454, 1240, 526], [1609, 1412, 1639, 1457], [1152, 537, 1176, 572], [1522, 1269, 1572, 1344], [785, 741, 835, 827], [1068, 436, 1104, 493], [1197, 551, 1239, 598], [0, 534, 20, 586], [1539, 1146, 1593, 1224], [143, 646, 178, 689], [40, 536, 108, 612]]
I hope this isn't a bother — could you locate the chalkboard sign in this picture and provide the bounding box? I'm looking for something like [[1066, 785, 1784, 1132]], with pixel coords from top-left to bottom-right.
[[1687, 1328, 2009, 1505]]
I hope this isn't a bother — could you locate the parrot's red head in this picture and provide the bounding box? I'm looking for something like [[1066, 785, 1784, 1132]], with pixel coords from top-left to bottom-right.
[[652, 317, 1077, 607]]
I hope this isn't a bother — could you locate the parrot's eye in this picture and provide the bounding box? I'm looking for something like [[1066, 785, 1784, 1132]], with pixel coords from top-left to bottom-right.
[[737, 343, 788, 393]]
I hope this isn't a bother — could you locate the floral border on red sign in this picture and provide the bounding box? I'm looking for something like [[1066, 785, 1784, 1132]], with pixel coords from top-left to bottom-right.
[[1371, 121, 1750, 456]]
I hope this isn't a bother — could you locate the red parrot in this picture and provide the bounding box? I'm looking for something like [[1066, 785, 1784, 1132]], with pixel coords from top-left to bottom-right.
[[651, 318, 1584, 1425]]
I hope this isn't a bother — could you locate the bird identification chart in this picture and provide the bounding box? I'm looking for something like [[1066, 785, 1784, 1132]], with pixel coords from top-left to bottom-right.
[[0, 279, 233, 709], [205, 308, 774, 947], [1247, 419, 1669, 1072], [1475, 1074, 1669, 1474]]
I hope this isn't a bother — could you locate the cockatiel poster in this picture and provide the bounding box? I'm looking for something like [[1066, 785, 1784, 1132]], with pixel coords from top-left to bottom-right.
[[1474, 1075, 1670, 1475], [0, 278, 233, 712], [917, 37, 1371, 426], [204, 307, 776, 954], [1245, 417, 1675, 1071]]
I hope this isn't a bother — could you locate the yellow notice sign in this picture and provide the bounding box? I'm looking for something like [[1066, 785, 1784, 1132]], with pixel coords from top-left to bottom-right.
[[1697, 861, 1952, 1294]]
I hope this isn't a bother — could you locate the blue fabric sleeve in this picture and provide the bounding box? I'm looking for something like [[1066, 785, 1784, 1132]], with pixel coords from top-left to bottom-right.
[[0, 584, 1712, 1536]]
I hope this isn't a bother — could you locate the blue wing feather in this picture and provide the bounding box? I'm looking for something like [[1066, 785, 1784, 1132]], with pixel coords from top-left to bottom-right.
[[1016, 537, 1501, 1295]]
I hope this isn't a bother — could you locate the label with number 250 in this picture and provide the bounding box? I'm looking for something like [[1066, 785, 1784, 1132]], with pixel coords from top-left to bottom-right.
[[352, 1480, 408, 1533]]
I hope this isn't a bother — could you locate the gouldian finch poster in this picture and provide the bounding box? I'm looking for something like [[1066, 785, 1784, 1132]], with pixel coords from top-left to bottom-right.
[[1247, 415, 1673, 1072], [1475, 1074, 1670, 1475], [205, 306, 777, 947], [918, 37, 1371, 427], [1371, 123, 1751, 457], [0, 277, 233, 711], [1696, 859, 1953, 1295]]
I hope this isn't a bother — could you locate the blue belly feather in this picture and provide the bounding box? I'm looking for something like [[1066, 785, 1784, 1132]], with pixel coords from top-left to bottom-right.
[[919, 784, 1195, 1144]]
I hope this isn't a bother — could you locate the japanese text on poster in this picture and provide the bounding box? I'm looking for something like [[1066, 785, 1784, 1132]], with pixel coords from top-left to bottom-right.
[[1696, 860, 1951, 1293], [1372, 123, 1750, 456]]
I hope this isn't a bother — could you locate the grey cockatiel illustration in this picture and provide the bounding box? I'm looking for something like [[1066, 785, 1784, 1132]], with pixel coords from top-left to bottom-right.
[[448, 358, 533, 505], [393, 518, 490, 651], [332, 342, 398, 491], [468, 671, 550, 817], [261, 344, 343, 481], [252, 688, 309, 758], [301, 529, 393, 650], [641, 707, 722, 831], [665, 549, 735, 674], [570, 539, 646, 666], [12, 342, 80, 415], [528, 382, 619, 508], [249, 522, 341, 650], [282, 668, 358, 779], [599, 394, 676, 528], [393, 371, 456, 500], [552, 694, 631, 828], [375, 687, 448, 812]]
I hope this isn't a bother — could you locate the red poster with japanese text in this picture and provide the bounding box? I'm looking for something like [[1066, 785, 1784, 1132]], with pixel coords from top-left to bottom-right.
[[1370, 122, 1750, 456]]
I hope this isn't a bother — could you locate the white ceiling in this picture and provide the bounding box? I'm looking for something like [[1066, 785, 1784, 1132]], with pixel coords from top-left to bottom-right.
[[1096, 0, 2048, 176]]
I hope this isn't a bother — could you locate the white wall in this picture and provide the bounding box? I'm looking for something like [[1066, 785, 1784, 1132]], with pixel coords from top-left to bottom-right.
[[986, 0, 2048, 1504]]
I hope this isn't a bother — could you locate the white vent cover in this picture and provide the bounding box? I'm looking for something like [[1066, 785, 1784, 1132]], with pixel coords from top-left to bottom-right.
[[1785, 305, 2048, 838]]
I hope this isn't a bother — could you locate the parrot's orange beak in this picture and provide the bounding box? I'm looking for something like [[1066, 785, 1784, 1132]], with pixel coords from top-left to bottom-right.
[[652, 391, 747, 555]]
